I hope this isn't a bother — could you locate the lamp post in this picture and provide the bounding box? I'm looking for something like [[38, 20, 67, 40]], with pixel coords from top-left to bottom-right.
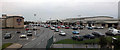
[[118, 20, 120, 30], [50, 18, 51, 26]]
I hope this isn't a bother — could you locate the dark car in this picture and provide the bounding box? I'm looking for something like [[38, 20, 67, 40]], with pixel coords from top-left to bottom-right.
[[79, 26, 84, 29], [92, 31, 105, 37], [83, 34, 95, 39], [72, 27, 78, 30], [78, 25, 84, 29], [65, 26, 70, 29], [72, 35, 84, 41], [4, 33, 11, 39], [16, 31, 21, 34]]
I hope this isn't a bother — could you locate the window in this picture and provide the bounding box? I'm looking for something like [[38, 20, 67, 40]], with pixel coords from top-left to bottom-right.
[[17, 19, 22, 22]]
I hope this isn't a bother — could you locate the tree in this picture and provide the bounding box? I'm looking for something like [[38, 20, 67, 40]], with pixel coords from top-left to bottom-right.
[[99, 36, 107, 49]]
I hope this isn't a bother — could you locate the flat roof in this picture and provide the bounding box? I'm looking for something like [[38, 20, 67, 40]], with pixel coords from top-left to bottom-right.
[[6, 16, 24, 19]]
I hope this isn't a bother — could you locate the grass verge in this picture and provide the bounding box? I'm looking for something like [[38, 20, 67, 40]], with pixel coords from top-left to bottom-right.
[[2, 43, 13, 49]]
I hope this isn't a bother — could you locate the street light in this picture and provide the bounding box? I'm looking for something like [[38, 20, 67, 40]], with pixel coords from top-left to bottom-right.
[[50, 18, 51, 25]]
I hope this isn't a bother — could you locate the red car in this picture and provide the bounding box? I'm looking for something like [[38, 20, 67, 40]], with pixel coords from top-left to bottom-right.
[[48, 25, 50, 27], [26, 28, 29, 31], [65, 27, 69, 29], [57, 26, 61, 29]]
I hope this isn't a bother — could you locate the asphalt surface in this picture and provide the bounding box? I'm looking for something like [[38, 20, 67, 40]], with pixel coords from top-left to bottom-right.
[[54, 28, 108, 42], [2, 26, 108, 48], [2, 27, 54, 48]]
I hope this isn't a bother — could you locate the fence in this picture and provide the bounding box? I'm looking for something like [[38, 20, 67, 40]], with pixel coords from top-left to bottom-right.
[[46, 36, 53, 50]]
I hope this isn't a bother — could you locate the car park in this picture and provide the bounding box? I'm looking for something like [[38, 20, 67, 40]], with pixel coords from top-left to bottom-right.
[[72, 35, 84, 41], [4, 33, 12, 39], [92, 31, 105, 37], [83, 34, 95, 39], [72, 31, 79, 34]]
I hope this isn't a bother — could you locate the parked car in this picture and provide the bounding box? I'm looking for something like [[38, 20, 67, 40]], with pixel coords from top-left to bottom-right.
[[19, 34, 27, 38], [87, 27, 93, 30], [108, 27, 120, 34], [105, 29, 120, 36], [4, 33, 11, 39], [83, 34, 95, 39], [72, 31, 79, 34], [16, 31, 21, 34], [54, 29, 59, 32], [65, 26, 69, 29], [27, 30, 32, 33], [50, 27, 55, 30], [61, 25, 65, 28], [92, 31, 105, 37], [78, 26, 84, 29], [59, 31, 66, 36], [94, 26, 104, 29], [105, 31, 115, 36], [27, 31, 32, 36], [72, 27, 78, 30], [57, 26, 61, 29], [72, 35, 84, 41]]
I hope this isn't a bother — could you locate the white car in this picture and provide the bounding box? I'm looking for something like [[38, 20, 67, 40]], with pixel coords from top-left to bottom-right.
[[108, 27, 120, 35], [20, 34, 27, 38], [59, 31, 66, 36], [27, 33, 32, 36], [51, 27, 55, 30]]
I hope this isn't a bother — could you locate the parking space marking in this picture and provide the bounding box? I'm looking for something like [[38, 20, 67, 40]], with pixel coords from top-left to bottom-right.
[[24, 42, 31, 46], [32, 38, 36, 41], [37, 42, 41, 46], [42, 39, 44, 41], [11, 35, 14, 39]]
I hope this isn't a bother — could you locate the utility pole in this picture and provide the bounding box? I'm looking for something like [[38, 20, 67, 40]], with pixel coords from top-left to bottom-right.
[[78, 15, 81, 26]]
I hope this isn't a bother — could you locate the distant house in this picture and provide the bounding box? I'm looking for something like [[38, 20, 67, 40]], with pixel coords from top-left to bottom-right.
[[0, 14, 24, 29]]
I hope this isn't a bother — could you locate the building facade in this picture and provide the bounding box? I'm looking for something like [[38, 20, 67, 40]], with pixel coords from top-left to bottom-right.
[[48, 16, 119, 28], [0, 14, 24, 28]]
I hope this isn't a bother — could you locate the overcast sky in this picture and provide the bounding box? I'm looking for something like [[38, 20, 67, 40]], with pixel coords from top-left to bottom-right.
[[1, 0, 120, 21]]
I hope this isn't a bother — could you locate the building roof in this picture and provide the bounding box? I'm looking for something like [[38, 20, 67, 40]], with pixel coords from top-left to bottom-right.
[[6, 16, 24, 19], [65, 16, 113, 20]]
